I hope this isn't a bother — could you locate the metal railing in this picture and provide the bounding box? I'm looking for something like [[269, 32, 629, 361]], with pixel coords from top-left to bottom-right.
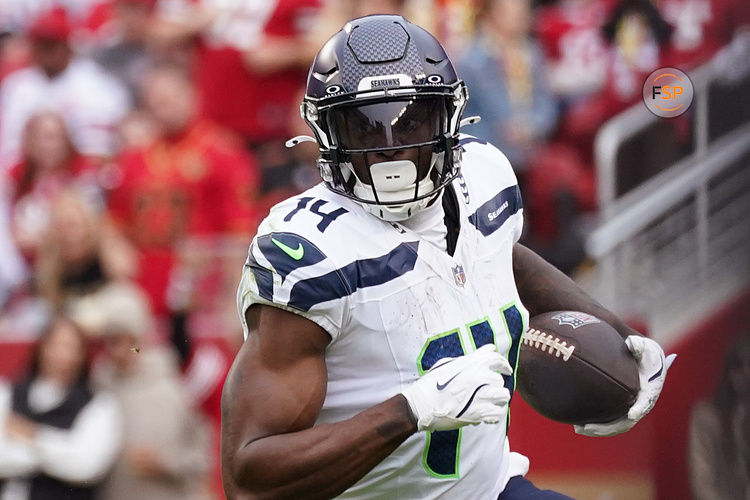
[[585, 40, 750, 344]]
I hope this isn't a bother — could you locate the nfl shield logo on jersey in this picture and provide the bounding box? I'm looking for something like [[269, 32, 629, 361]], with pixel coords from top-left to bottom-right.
[[452, 265, 466, 287]]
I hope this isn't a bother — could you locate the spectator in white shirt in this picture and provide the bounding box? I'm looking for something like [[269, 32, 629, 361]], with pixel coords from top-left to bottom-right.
[[89, 281, 213, 500], [0, 315, 122, 500], [0, 6, 130, 169]]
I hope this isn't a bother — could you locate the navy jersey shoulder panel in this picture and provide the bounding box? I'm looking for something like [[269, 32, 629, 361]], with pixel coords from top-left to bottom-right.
[[245, 250, 274, 301], [256, 232, 327, 281], [288, 241, 420, 311], [468, 184, 523, 237]]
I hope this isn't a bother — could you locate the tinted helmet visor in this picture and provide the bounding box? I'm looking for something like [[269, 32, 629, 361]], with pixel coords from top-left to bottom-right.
[[331, 96, 446, 152]]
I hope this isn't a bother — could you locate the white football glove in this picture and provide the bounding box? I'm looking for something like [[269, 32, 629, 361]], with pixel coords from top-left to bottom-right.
[[575, 335, 676, 437], [402, 344, 512, 432]]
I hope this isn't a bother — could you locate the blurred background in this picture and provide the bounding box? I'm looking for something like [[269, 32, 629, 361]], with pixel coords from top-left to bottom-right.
[[0, 0, 748, 499]]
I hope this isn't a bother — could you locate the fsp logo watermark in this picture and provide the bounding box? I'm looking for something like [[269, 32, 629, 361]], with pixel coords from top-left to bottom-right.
[[642, 67, 694, 118]]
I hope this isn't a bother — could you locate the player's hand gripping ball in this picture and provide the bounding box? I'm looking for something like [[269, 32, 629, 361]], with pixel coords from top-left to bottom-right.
[[517, 311, 674, 433], [402, 344, 512, 432], [575, 334, 676, 436]]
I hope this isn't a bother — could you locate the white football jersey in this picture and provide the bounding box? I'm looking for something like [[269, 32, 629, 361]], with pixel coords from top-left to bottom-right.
[[237, 136, 530, 499]]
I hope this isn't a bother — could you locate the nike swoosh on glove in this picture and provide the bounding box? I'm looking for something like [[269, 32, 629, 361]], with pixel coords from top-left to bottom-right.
[[575, 335, 676, 437], [402, 344, 513, 432]]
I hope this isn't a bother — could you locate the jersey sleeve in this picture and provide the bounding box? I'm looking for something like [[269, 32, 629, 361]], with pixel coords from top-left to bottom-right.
[[236, 212, 349, 341], [460, 136, 524, 244]]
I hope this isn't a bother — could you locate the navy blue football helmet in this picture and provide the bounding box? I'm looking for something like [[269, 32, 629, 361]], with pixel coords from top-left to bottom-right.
[[297, 15, 468, 221]]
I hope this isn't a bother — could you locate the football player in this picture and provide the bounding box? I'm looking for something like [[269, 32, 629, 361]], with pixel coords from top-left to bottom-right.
[[221, 15, 675, 500]]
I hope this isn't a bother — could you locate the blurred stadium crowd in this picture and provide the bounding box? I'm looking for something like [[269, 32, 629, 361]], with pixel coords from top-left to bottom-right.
[[0, 0, 748, 499]]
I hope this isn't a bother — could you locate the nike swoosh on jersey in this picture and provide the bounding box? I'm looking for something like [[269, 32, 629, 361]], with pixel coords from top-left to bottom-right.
[[272, 237, 304, 260], [287, 241, 419, 311]]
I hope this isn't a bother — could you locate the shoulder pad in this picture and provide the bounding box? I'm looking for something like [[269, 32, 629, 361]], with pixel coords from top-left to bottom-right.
[[458, 135, 524, 239], [239, 186, 422, 340]]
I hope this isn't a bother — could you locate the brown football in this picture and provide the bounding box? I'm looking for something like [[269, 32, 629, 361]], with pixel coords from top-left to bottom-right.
[[516, 311, 640, 425]]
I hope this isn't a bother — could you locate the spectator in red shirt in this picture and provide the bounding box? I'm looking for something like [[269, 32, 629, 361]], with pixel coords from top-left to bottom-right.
[[149, 0, 320, 203], [533, 0, 616, 163], [151, 0, 319, 144], [1, 113, 134, 333], [562, 0, 671, 153], [536, 0, 673, 160], [535, 0, 615, 104], [659, 0, 750, 69], [108, 63, 261, 353], [7, 112, 100, 267], [601, 0, 671, 102]]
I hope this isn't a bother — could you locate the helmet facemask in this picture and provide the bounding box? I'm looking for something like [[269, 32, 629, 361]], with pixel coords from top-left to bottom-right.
[[305, 85, 467, 221]]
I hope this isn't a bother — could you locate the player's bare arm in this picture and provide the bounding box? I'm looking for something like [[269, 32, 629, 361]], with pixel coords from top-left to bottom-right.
[[220, 304, 416, 500], [512, 243, 638, 340]]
